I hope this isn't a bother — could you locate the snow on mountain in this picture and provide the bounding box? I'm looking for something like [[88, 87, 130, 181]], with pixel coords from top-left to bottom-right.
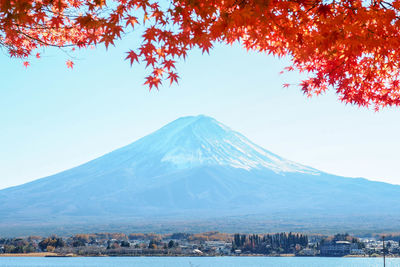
[[114, 115, 320, 174]]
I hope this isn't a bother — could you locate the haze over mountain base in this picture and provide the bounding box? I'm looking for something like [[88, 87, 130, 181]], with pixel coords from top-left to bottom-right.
[[1, 115, 399, 236], [1, 212, 399, 237]]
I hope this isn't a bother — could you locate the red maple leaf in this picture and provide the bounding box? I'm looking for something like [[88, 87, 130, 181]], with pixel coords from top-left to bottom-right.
[[167, 72, 179, 85], [162, 60, 175, 71], [125, 50, 139, 65], [66, 60, 74, 69]]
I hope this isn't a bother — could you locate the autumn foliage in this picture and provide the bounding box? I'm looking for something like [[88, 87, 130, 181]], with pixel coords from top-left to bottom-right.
[[2, 0, 400, 108]]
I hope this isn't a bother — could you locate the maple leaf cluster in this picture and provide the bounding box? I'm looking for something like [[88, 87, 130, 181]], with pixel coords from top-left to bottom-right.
[[2, 0, 400, 109]]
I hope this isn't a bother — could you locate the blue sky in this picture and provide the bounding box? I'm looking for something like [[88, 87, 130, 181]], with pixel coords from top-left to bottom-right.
[[1, 35, 400, 189]]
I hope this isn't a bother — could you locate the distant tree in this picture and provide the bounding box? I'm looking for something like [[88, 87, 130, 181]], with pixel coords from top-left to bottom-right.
[[240, 235, 246, 247], [128, 233, 146, 240], [232, 232, 309, 254], [145, 233, 161, 241], [24, 245, 35, 253], [120, 241, 130, 248], [233, 234, 241, 248], [110, 242, 120, 249], [39, 236, 64, 251], [3, 245, 15, 253], [72, 240, 86, 247], [106, 240, 121, 249], [148, 239, 158, 249]]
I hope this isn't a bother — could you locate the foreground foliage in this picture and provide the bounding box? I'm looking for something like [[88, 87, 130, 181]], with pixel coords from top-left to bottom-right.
[[2, 0, 400, 108]]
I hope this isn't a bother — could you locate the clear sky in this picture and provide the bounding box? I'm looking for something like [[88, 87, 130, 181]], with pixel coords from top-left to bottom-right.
[[1, 35, 400, 189]]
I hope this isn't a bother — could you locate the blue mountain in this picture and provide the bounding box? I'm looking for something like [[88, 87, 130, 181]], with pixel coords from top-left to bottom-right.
[[1, 115, 399, 234]]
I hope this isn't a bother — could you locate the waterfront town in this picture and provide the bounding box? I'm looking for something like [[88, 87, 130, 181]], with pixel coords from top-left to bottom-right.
[[0, 232, 399, 257]]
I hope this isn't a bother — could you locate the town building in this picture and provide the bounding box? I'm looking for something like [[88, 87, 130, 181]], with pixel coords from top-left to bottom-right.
[[320, 241, 358, 256]]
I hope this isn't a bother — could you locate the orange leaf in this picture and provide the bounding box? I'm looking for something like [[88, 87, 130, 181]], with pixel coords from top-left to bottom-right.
[[66, 60, 74, 69]]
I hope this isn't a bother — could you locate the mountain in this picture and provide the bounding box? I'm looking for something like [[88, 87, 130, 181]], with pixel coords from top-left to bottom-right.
[[1, 115, 400, 235]]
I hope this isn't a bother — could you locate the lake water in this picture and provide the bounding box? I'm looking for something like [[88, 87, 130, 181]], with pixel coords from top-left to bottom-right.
[[0, 257, 399, 267]]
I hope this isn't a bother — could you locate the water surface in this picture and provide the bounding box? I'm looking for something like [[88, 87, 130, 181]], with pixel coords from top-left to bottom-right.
[[0, 256, 398, 267]]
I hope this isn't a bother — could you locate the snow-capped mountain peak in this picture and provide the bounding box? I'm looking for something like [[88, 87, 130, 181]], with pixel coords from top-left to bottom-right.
[[118, 115, 319, 175]]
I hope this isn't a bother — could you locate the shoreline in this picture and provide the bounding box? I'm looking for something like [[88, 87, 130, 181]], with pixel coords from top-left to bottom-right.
[[0, 252, 58, 257], [1, 253, 399, 258]]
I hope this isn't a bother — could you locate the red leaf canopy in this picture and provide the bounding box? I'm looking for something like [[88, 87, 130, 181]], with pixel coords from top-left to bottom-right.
[[2, 0, 400, 109]]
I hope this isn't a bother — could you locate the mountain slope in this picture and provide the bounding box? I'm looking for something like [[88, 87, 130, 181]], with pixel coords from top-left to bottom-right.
[[1, 115, 399, 233]]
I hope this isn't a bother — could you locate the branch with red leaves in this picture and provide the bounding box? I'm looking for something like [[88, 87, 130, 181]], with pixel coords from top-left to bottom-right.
[[2, 0, 400, 109]]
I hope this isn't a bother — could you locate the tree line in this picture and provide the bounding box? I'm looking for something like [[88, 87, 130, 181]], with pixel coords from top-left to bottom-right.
[[232, 232, 308, 254]]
